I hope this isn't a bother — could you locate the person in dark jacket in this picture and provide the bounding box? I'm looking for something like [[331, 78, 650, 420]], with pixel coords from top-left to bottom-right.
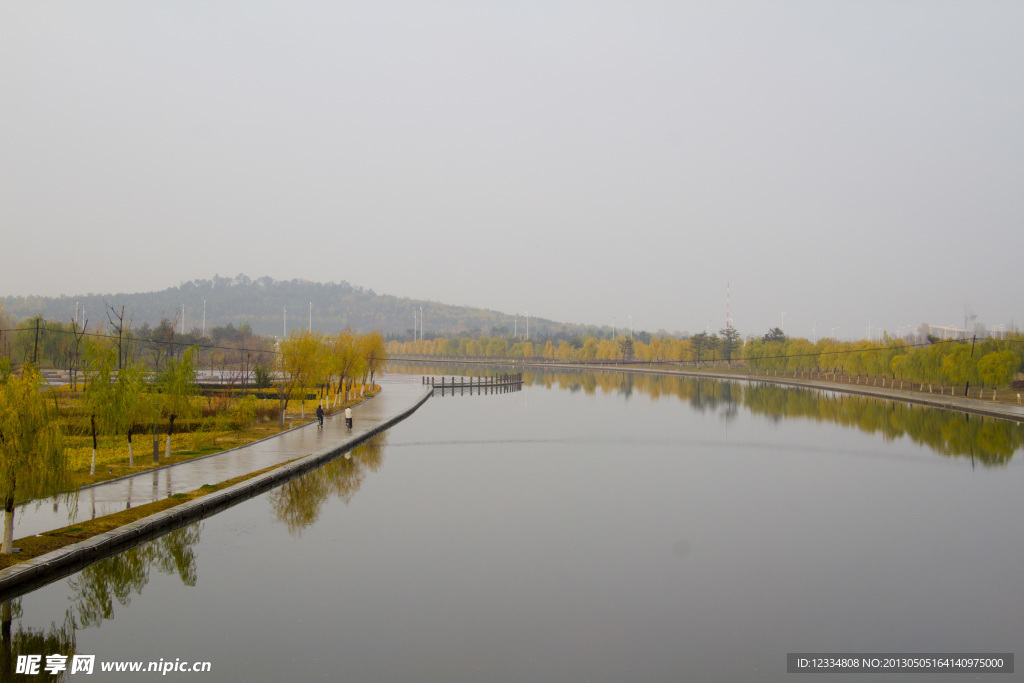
[[316, 404, 324, 428]]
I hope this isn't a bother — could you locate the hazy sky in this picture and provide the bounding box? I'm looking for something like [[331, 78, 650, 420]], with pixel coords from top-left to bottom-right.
[[2, 1, 1021, 340]]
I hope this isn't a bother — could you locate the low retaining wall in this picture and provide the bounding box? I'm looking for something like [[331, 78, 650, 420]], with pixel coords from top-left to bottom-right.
[[0, 388, 432, 601]]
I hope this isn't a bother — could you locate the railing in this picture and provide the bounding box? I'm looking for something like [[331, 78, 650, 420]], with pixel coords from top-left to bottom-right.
[[424, 374, 523, 396]]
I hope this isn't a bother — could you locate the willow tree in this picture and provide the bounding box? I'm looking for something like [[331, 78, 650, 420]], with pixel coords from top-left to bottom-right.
[[156, 347, 198, 459], [278, 330, 322, 427], [83, 344, 124, 475], [0, 362, 68, 554], [331, 329, 366, 407], [113, 361, 151, 467], [941, 344, 976, 391], [977, 350, 1017, 388], [360, 331, 387, 388]]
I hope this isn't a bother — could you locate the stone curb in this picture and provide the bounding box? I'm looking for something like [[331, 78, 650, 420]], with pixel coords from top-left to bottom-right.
[[0, 388, 432, 601]]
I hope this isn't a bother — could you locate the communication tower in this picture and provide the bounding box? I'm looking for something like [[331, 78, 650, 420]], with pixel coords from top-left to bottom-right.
[[726, 282, 732, 329]]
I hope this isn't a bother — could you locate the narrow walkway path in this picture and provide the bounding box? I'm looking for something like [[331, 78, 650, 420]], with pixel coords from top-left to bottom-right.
[[15, 374, 430, 539]]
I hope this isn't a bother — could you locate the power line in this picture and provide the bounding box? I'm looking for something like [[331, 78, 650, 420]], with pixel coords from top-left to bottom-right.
[[2, 326, 1020, 368], [0, 326, 278, 357], [0, 326, 389, 365]]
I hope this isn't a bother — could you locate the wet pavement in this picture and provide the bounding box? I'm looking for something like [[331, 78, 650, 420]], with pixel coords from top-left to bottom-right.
[[14, 374, 431, 539]]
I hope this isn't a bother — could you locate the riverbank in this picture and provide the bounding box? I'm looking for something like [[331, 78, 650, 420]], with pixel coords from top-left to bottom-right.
[[0, 379, 433, 598], [534, 363, 1024, 421], [45, 379, 380, 492], [0, 461, 298, 571], [392, 357, 1024, 422]]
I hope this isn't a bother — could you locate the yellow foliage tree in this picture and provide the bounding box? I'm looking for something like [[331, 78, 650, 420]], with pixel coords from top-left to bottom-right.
[[279, 330, 322, 426], [0, 362, 68, 554]]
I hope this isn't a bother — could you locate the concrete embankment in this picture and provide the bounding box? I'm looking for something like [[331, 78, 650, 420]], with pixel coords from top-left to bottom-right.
[[0, 384, 432, 600]]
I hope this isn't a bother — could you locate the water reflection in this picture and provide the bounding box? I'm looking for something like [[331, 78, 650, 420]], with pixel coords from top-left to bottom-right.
[[1, 433, 392, 675], [1, 599, 75, 682], [743, 383, 1023, 466], [395, 363, 1024, 465], [270, 435, 386, 535], [68, 525, 202, 629], [0, 525, 202, 681]]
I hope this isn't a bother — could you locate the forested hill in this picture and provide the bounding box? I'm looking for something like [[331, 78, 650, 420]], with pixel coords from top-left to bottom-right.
[[1, 274, 589, 340]]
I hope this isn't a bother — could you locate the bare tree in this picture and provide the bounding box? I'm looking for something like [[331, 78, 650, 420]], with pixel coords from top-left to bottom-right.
[[106, 302, 133, 370], [68, 317, 88, 392]]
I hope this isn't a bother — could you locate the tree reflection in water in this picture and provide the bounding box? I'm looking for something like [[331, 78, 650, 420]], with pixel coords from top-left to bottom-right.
[[0, 523, 201, 681], [69, 524, 202, 629], [540, 369, 1022, 465], [270, 434, 386, 536], [399, 364, 1024, 466], [0, 431, 392, 676], [0, 599, 75, 682], [743, 383, 1023, 466], [2, 435, 390, 668]]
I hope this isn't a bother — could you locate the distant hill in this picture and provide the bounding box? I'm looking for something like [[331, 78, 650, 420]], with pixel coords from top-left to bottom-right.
[[1, 274, 596, 341]]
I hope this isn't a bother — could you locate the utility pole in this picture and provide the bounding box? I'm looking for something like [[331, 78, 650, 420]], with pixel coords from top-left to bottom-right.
[[964, 334, 977, 396], [33, 318, 40, 365], [202, 300, 206, 337], [283, 306, 286, 339]]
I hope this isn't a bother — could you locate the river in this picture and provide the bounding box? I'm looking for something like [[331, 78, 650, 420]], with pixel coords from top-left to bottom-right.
[[5, 368, 1022, 681]]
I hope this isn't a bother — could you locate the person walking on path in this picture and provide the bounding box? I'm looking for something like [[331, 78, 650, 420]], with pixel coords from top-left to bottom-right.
[[345, 407, 353, 429], [316, 404, 324, 428]]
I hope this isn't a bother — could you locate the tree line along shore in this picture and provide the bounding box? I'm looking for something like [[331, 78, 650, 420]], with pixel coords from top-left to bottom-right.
[[5, 301, 1020, 398], [387, 327, 1024, 398]]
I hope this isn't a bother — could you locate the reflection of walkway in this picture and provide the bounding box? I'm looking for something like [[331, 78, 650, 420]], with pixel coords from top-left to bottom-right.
[[492, 362, 1024, 422], [729, 373, 1024, 421], [15, 375, 431, 539]]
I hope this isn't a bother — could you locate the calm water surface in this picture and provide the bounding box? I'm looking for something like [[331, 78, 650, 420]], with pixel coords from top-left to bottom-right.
[[7, 371, 1023, 681]]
